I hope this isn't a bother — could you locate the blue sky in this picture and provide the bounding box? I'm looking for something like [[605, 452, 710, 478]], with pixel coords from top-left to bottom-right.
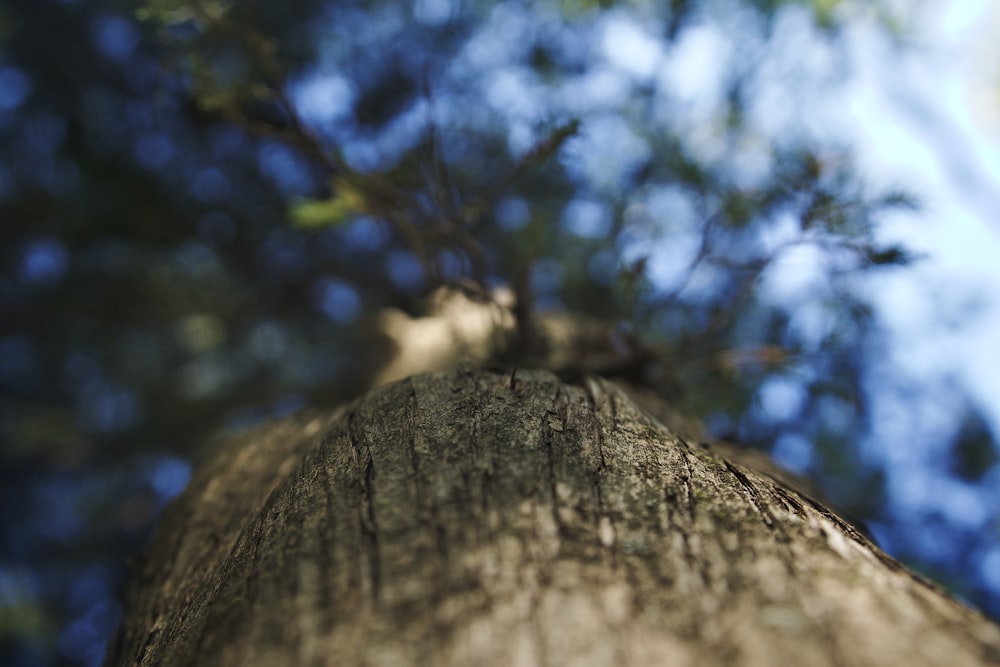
[[731, 0, 1000, 587], [858, 1, 1000, 417]]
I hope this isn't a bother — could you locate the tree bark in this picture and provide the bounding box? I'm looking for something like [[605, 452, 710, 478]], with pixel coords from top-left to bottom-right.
[[107, 366, 1000, 666]]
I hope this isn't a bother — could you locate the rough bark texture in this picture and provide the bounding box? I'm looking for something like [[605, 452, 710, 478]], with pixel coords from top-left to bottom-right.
[[107, 366, 1000, 666]]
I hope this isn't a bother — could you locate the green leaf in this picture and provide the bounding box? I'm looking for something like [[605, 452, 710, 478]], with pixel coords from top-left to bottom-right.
[[137, 0, 231, 23], [136, 0, 193, 24], [290, 199, 351, 229], [290, 179, 367, 229]]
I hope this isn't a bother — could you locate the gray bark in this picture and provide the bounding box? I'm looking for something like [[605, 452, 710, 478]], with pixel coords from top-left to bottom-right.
[[107, 367, 1000, 666]]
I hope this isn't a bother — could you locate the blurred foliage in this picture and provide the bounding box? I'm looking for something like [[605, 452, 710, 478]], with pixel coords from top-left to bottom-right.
[[951, 409, 1000, 483], [1, 0, 997, 665]]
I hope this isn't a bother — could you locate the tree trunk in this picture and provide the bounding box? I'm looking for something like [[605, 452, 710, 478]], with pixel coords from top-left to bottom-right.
[[106, 367, 1000, 666]]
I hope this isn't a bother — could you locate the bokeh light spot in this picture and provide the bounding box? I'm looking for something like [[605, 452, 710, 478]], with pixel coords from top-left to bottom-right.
[[19, 239, 68, 285], [386, 250, 426, 293], [134, 133, 176, 169], [290, 73, 354, 128], [0, 67, 31, 111], [90, 16, 140, 61], [149, 457, 192, 503], [313, 278, 361, 323]]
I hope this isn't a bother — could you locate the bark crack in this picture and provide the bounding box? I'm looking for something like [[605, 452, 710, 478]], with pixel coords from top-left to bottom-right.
[[674, 449, 711, 589], [348, 412, 382, 604], [542, 390, 566, 537], [580, 377, 608, 474], [678, 449, 696, 522], [724, 461, 786, 542]]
